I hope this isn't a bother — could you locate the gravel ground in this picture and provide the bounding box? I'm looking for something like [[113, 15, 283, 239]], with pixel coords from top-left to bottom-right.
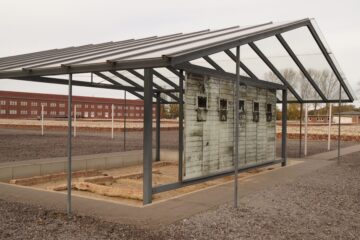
[[0, 127, 358, 163], [0, 128, 178, 163], [1, 152, 359, 239]]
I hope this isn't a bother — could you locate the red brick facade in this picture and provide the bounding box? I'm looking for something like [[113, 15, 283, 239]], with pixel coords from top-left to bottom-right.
[[0, 91, 154, 119]]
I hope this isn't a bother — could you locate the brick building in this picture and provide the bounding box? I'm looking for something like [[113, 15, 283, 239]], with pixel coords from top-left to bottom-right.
[[0, 91, 154, 119]]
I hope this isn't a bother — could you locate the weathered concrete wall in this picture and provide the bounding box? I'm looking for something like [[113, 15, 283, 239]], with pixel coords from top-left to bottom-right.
[[184, 73, 277, 179]]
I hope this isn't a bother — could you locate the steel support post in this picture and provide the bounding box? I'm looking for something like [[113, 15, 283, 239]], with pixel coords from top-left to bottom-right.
[[299, 103, 303, 158], [143, 68, 153, 205], [338, 86, 342, 164], [234, 46, 240, 208], [281, 89, 287, 167], [155, 92, 161, 162], [178, 70, 184, 182], [67, 73, 73, 217]]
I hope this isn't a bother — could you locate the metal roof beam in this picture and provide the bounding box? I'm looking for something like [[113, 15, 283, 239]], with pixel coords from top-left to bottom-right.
[[248, 42, 303, 102], [175, 62, 286, 90], [166, 66, 180, 77], [0, 58, 170, 79], [275, 34, 328, 102], [224, 49, 258, 79], [202, 56, 225, 72], [109, 70, 169, 102], [307, 23, 354, 102], [128, 69, 180, 102], [94, 72, 144, 99], [69, 29, 213, 65], [109, 24, 272, 63], [0, 36, 164, 70], [9, 76, 143, 93], [152, 69, 179, 89], [168, 19, 310, 65]]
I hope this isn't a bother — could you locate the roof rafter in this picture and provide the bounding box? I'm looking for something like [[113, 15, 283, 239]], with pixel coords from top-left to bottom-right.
[[248, 42, 303, 102], [275, 33, 327, 101], [202, 56, 225, 72], [128, 69, 180, 102], [94, 72, 144, 100], [224, 49, 258, 79]]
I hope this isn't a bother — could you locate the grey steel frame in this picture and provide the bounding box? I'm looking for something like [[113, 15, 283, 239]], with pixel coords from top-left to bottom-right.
[[0, 18, 352, 213]]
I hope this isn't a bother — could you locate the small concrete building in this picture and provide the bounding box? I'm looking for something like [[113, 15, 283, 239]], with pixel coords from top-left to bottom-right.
[[184, 73, 276, 179]]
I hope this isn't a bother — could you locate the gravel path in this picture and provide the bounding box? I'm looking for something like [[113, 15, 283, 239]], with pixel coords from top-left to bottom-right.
[[1, 152, 359, 239], [0, 128, 179, 163]]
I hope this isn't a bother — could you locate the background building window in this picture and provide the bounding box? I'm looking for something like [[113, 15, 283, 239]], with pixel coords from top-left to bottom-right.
[[59, 103, 65, 108], [20, 101, 27, 106], [0, 100, 6, 105], [20, 110, 28, 115], [31, 110, 38, 115], [10, 101, 17, 106], [50, 103, 57, 107], [0, 109, 6, 114], [31, 102, 38, 107], [9, 110, 17, 115]]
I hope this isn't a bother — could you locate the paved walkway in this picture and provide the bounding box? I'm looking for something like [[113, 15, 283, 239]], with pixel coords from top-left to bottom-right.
[[1, 144, 359, 228]]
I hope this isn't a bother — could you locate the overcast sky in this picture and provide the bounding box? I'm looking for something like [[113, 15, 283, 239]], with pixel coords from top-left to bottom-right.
[[1, 0, 359, 103]]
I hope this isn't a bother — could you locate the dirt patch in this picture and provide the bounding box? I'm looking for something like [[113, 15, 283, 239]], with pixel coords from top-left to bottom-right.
[[7, 161, 283, 205]]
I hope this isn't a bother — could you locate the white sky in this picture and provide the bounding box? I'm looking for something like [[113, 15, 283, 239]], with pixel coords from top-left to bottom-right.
[[0, 0, 359, 103]]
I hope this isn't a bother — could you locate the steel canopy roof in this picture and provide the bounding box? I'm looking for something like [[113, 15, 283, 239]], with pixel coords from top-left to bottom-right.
[[0, 18, 355, 103]]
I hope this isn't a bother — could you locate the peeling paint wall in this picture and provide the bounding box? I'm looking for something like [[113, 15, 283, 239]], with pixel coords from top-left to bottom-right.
[[184, 73, 277, 180]]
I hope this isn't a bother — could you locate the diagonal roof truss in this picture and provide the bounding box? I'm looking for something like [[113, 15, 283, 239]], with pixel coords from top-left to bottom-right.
[[0, 18, 355, 103]]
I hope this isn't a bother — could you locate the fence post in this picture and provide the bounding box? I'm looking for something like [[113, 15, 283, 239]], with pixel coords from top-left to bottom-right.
[[111, 104, 114, 139], [327, 104, 332, 151], [304, 104, 308, 156], [74, 105, 77, 137], [41, 104, 44, 136]]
